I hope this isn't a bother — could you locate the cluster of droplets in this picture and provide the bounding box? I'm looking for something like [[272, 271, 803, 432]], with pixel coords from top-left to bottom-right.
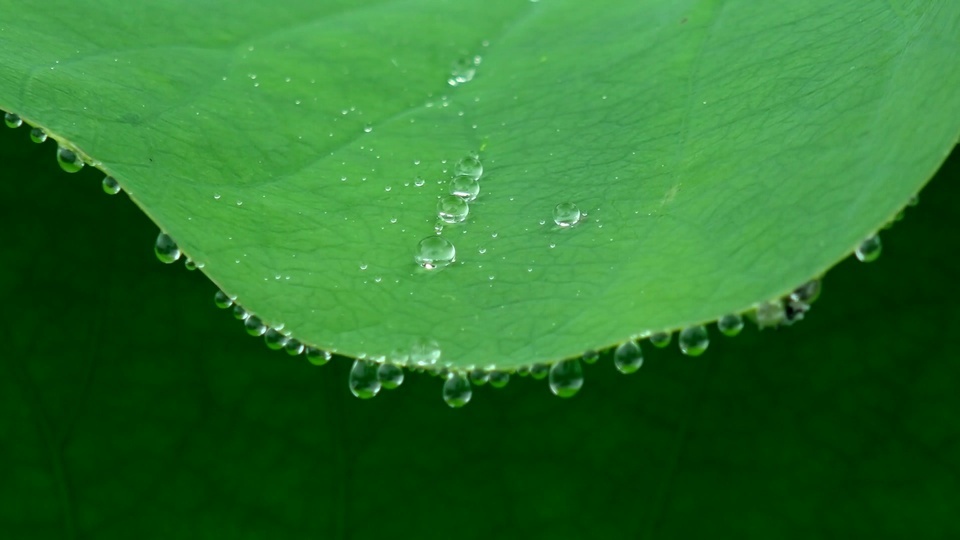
[[413, 154, 485, 270]]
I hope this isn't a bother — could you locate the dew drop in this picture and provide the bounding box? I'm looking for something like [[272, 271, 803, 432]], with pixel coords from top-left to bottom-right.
[[582, 350, 599, 364], [377, 364, 405, 389], [613, 340, 643, 374], [678, 325, 709, 356], [56, 146, 84, 173], [184, 258, 197, 271], [414, 176, 426, 187], [649, 331, 672, 348], [754, 300, 786, 328], [363, 124, 373, 133], [305, 347, 332, 366], [717, 313, 744, 337], [3, 112, 21, 128], [855, 234, 881, 262], [410, 337, 441, 367], [442, 373, 473, 407], [284, 339, 305, 356], [349, 359, 381, 399], [101, 176, 121, 195], [448, 56, 479, 86], [415, 235, 456, 269], [488, 371, 510, 388], [264, 328, 289, 350], [469, 369, 490, 385], [243, 316, 267, 337], [529, 363, 549, 380], [449, 175, 480, 201], [549, 358, 584, 398], [154, 232, 181, 264], [30, 127, 47, 143], [791, 279, 822, 304], [232, 305, 249, 320], [214, 290, 234, 309], [437, 195, 469, 223], [454, 155, 483, 179], [553, 202, 582, 227]]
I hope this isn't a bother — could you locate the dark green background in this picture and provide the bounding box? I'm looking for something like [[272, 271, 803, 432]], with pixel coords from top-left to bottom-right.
[[1, 120, 958, 538]]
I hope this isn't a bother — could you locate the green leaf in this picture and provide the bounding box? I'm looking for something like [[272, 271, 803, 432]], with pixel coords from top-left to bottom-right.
[[0, 0, 958, 370]]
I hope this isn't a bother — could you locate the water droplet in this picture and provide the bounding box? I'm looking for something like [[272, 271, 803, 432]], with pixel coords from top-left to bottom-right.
[[232, 305, 249, 320], [442, 373, 473, 407], [184, 258, 197, 271], [469, 369, 490, 385], [516, 365, 530, 377], [56, 146, 84, 173], [649, 331, 672, 348], [241, 315, 265, 336], [305, 347, 331, 366], [437, 195, 469, 223], [415, 235, 456, 270], [284, 339, 305, 356], [582, 350, 599, 364], [410, 337, 441, 367], [449, 175, 480, 201], [359, 263, 368, 270], [907, 194, 919, 207], [553, 202, 582, 227], [101, 176, 121, 195], [349, 359, 381, 399], [363, 124, 373, 133], [488, 371, 510, 388], [613, 340, 643, 374], [448, 56, 480, 86], [377, 364, 405, 389], [678, 325, 709, 356], [855, 234, 881, 262], [754, 300, 786, 328], [414, 176, 426, 187], [214, 290, 234, 309], [3, 112, 21, 128], [454, 155, 483, 179], [29, 127, 47, 143], [549, 358, 584, 398], [529, 363, 549, 380], [717, 313, 744, 337], [264, 328, 289, 350], [154, 233, 181, 264]]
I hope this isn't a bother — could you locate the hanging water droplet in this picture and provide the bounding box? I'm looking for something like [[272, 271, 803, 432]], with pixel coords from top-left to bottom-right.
[[415, 235, 456, 270], [530, 363, 549, 380], [613, 340, 643, 374], [305, 347, 331, 366], [442, 373, 473, 407], [791, 279, 822, 304], [449, 175, 480, 201], [469, 369, 490, 385], [553, 202, 582, 227], [454, 155, 483, 179], [717, 313, 744, 337], [284, 338, 304, 356], [154, 232, 181, 264], [754, 299, 786, 328], [349, 359, 381, 399], [3, 112, 21, 128], [437, 195, 469, 223], [516, 365, 530, 377], [377, 363, 405, 389], [907, 194, 919, 207], [232, 305, 249, 320], [214, 290, 234, 309], [410, 337, 441, 367], [56, 146, 84, 173], [649, 331, 672, 348], [244, 315, 267, 337], [101, 176, 121, 195], [855, 234, 881, 262], [263, 328, 289, 350], [582, 350, 599, 364], [29, 127, 47, 143], [678, 325, 709, 356], [488, 371, 510, 388], [549, 358, 584, 398]]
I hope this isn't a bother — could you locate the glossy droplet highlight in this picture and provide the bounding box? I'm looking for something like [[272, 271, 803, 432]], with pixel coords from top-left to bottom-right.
[[284, 339, 304, 356], [305, 347, 331, 366], [263, 328, 288, 350], [102, 176, 121, 195], [613, 340, 643, 374], [349, 359, 381, 399], [415, 235, 456, 270], [449, 175, 480, 201], [448, 56, 480, 86], [488, 371, 510, 388], [855, 234, 881, 262], [232, 305, 249, 320], [649, 331, 672, 348], [679, 325, 709, 356], [244, 316, 267, 337], [553, 202, 581, 227], [717, 313, 744, 337], [214, 290, 234, 309], [56, 146, 84, 173], [29, 127, 47, 143], [154, 233, 181, 264], [549, 359, 584, 398], [377, 364, 405, 389], [442, 373, 473, 408], [454, 155, 483, 179], [3, 112, 21, 128], [437, 195, 469, 223]]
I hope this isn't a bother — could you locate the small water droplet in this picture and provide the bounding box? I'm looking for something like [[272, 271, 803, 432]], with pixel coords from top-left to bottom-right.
[[282, 339, 304, 356], [754, 300, 786, 328], [415, 235, 456, 269], [454, 155, 483, 179], [448, 56, 480, 86], [363, 124, 373, 133], [377, 364, 405, 389], [184, 258, 197, 271], [582, 350, 599, 364], [613, 340, 643, 374], [29, 127, 47, 143], [549, 358, 584, 398], [855, 234, 881, 262], [214, 290, 234, 309], [553, 202, 582, 227], [264, 328, 289, 350], [349, 359, 381, 399], [488, 371, 510, 388], [359, 263, 368, 270], [437, 195, 469, 223], [791, 279, 822, 304], [529, 363, 549, 380], [56, 146, 84, 173], [244, 315, 267, 337], [717, 313, 744, 337], [305, 347, 331, 366], [469, 369, 490, 385], [3, 112, 21, 128], [154, 232, 181, 264], [232, 305, 249, 320], [414, 176, 426, 187], [649, 331, 672, 348], [442, 373, 473, 407], [410, 337, 441, 367], [907, 194, 919, 207], [101, 176, 121, 195], [678, 325, 709, 356], [449, 175, 480, 201]]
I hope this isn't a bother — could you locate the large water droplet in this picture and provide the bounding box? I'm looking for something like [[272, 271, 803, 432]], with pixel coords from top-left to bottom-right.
[[530, 363, 549, 380], [154, 233, 181, 263], [649, 331, 672, 348], [454, 155, 483, 179], [437, 195, 469, 223], [305, 347, 331, 366], [678, 325, 709, 356], [284, 339, 304, 356], [469, 369, 490, 385], [56, 146, 84, 173], [613, 340, 643, 374], [717, 313, 744, 337], [102, 176, 121, 195], [553, 202, 581, 227], [214, 290, 234, 309], [244, 316, 267, 337], [442, 373, 473, 407], [29, 127, 47, 143], [264, 328, 288, 350], [449, 175, 480, 201], [410, 337, 441, 367], [855, 234, 881, 262], [488, 371, 510, 388], [415, 235, 456, 269], [377, 363, 405, 389], [549, 359, 584, 398], [349, 359, 381, 399], [3, 112, 21, 128]]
